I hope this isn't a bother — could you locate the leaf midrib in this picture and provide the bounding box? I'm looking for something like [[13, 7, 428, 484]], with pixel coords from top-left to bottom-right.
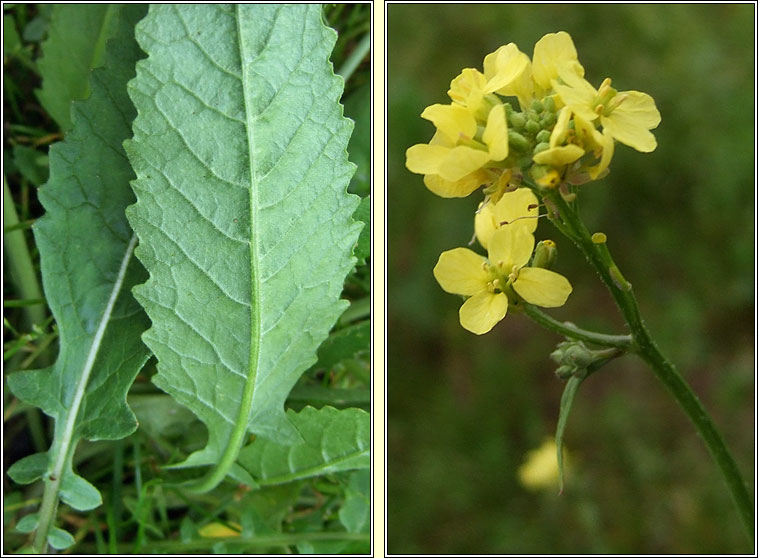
[[189, 4, 268, 491]]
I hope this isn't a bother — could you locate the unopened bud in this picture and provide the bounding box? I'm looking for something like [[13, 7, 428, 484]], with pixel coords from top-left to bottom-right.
[[508, 130, 529, 151], [525, 119, 541, 134], [509, 112, 526, 130], [540, 112, 556, 127], [542, 95, 556, 113], [532, 239, 557, 269], [535, 130, 551, 144], [533, 142, 550, 155]]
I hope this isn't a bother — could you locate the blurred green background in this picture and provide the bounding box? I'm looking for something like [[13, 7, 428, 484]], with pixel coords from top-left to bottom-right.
[[387, 4, 754, 554]]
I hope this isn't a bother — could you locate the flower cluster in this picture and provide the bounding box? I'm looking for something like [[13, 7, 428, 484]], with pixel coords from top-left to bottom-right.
[[406, 31, 661, 197], [409, 32, 660, 334]]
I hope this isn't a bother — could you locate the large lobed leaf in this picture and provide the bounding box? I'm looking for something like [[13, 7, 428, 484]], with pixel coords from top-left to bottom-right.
[[237, 406, 369, 486], [36, 4, 124, 132], [7, 3, 150, 513], [125, 4, 362, 479]]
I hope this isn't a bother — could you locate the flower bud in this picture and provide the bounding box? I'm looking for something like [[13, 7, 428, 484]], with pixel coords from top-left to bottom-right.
[[509, 111, 526, 130], [508, 130, 529, 151], [532, 239, 557, 269], [542, 95, 556, 113], [533, 142, 550, 155], [540, 112, 557, 127], [525, 119, 541, 135], [535, 129, 551, 144]]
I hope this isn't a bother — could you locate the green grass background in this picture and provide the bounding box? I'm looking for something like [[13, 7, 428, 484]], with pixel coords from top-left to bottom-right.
[[387, 4, 755, 554]]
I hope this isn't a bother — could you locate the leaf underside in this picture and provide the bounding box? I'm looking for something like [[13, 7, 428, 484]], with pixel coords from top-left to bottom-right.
[[125, 4, 361, 474], [7, 4, 150, 510]]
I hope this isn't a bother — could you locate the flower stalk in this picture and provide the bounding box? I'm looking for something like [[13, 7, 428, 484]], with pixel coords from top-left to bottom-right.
[[530, 178, 754, 542]]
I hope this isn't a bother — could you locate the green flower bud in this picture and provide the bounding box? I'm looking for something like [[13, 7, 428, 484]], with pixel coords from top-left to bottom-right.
[[504, 102, 514, 117], [555, 365, 574, 380], [508, 130, 529, 151], [525, 109, 539, 122], [542, 95, 556, 112], [525, 119, 541, 134], [535, 129, 552, 144], [540, 112, 557, 127], [530, 99, 543, 112], [533, 142, 550, 155], [532, 239, 557, 269], [509, 112, 526, 130]]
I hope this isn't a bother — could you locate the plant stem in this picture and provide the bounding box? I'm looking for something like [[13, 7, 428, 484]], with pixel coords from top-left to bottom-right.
[[521, 304, 632, 349], [533, 181, 753, 542]]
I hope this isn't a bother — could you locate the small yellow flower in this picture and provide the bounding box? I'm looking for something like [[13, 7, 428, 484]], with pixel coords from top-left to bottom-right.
[[552, 71, 661, 152], [406, 103, 509, 197], [518, 438, 567, 491], [433, 227, 572, 334], [474, 187, 539, 249]]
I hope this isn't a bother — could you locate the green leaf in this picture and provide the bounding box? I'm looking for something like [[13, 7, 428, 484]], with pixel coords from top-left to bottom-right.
[[3, 14, 21, 54], [556, 375, 584, 493], [353, 196, 370, 262], [7, 452, 48, 484], [339, 469, 370, 533], [237, 406, 369, 486], [47, 526, 75, 550], [35, 4, 123, 131], [12, 145, 48, 186], [125, 5, 362, 490], [344, 84, 370, 197], [313, 319, 370, 373], [6, 3, 150, 547], [16, 513, 39, 534]]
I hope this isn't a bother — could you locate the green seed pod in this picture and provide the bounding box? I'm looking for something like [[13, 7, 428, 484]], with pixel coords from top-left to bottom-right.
[[532, 239, 557, 269], [536, 129, 552, 143]]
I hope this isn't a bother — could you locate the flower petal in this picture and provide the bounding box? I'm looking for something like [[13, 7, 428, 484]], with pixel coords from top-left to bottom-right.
[[492, 187, 539, 234], [482, 103, 509, 161], [405, 143, 449, 175], [448, 68, 487, 111], [483, 43, 530, 94], [552, 69, 598, 122], [601, 91, 661, 152], [424, 171, 488, 198], [421, 103, 477, 143], [459, 291, 508, 335], [433, 248, 489, 296], [533, 144, 585, 166], [532, 31, 584, 91], [513, 267, 572, 307], [437, 145, 490, 182], [488, 226, 534, 270]]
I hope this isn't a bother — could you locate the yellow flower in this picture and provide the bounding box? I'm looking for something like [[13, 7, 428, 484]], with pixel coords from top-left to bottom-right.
[[433, 227, 572, 334], [518, 438, 567, 491], [552, 71, 661, 152], [532, 106, 585, 168], [474, 187, 539, 250], [406, 103, 509, 197], [491, 31, 585, 109], [482, 43, 531, 95]]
